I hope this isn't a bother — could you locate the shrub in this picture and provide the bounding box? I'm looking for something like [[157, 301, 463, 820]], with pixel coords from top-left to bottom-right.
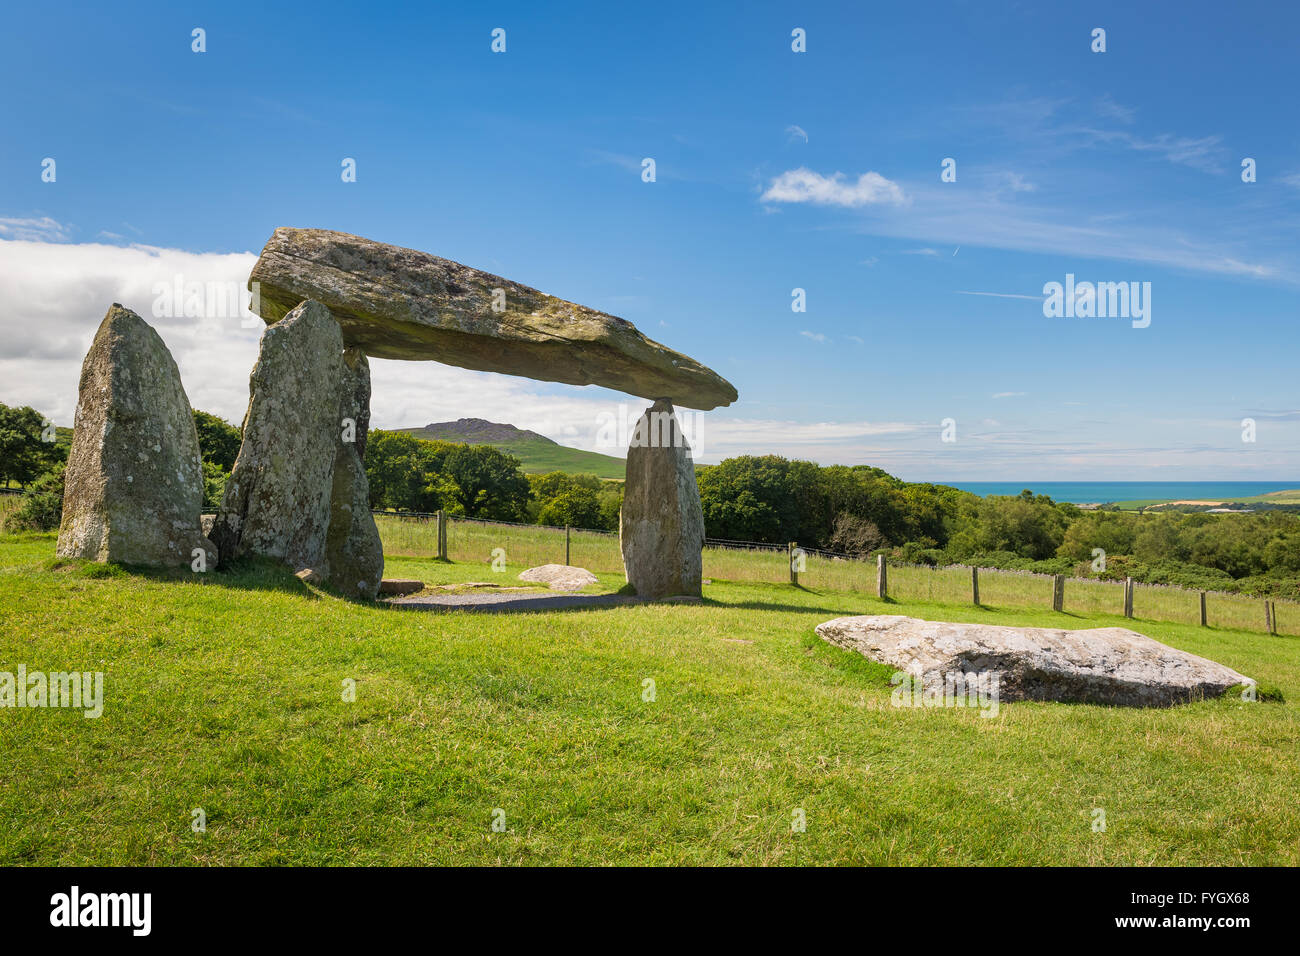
[[7, 464, 65, 531]]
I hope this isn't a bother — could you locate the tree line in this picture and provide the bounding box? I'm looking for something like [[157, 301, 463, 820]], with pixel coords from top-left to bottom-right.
[[5, 404, 1299, 598]]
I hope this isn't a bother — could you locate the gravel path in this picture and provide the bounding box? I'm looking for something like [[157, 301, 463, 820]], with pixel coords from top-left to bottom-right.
[[385, 590, 642, 613]]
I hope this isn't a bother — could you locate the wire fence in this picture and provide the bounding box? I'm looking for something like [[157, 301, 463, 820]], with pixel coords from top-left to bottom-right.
[[371, 510, 1299, 637]]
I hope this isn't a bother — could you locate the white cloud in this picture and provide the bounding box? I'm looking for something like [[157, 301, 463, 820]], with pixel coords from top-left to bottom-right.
[[761, 167, 906, 207], [991, 391, 1026, 399], [799, 330, 827, 343], [784, 124, 808, 144], [1001, 171, 1036, 192], [0, 238, 712, 463], [0, 217, 70, 242]]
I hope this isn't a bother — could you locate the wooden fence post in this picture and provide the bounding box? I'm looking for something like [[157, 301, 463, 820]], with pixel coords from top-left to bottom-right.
[[971, 566, 980, 606], [436, 509, 447, 560], [1123, 577, 1133, 618], [876, 554, 888, 600], [1052, 574, 1065, 612], [565, 525, 571, 566], [1265, 600, 1274, 635], [1199, 591, 1207, 627]]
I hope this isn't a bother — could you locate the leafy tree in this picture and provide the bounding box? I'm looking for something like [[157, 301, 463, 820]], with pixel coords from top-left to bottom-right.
[[442, 444, 530, 519], [201, 461, 228, 511], [192, 410, 242, 471], [537, 486, 603, 528], [6, 463, 65, 531], [363, 431, 529, 519], [1057, 511, 1140, 562], [0, 403, 61, 490]]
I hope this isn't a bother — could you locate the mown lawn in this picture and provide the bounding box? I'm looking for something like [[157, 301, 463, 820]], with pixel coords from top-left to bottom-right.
[[1, 533, 1297, 866]]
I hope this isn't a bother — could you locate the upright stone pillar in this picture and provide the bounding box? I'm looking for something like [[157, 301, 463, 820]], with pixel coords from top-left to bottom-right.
[[619, 399, 704, 598], [325, 347, 384, 599], [211, 299, 383, 598], [57, 304, 217, 569]]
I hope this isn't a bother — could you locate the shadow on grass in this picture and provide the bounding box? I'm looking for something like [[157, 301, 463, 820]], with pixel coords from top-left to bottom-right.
[[43, 554, 324, 600]]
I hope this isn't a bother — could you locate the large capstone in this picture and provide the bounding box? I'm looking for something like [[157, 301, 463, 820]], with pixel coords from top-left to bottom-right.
[[248, 227, 738, 410], [815, 615, 1253, 708], [57, 304, 217, 569], [619, 400, 704, 598], [211, 299, 383, 598]]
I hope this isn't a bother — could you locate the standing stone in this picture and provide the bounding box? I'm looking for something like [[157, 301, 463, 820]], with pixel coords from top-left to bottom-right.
[[211, 300, 383, 598], [619, 399, 704, 598], [325, 348, 384, 599], [57, 304, 216, 569]]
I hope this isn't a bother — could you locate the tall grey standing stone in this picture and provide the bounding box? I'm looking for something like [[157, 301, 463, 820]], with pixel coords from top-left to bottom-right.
[[211, 300, 383, 598], [619, 399, 704, 598], [57, 304, 216, 569], [325, 348, 384, 599]]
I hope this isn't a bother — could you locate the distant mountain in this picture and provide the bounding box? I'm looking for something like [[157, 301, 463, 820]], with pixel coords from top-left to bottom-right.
[[397, 418, 626, 480]]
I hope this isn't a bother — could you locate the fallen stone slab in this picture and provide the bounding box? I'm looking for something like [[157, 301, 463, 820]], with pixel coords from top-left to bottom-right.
[[815, 615, 1252, 707], [248, 227, 738, 410], [518, 564, 599, 591], [57, 304, 217, 570], [378, 578, 424, 596]]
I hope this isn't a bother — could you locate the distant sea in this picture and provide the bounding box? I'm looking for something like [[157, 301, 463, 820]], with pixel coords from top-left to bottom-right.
[[942, 481, 1300, 504]]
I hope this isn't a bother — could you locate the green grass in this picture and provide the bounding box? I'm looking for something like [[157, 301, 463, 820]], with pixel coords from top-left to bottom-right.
[[2, 529, 1298, 866], [376, 514, 1300, 637], [1110, 487, 1300, 510]]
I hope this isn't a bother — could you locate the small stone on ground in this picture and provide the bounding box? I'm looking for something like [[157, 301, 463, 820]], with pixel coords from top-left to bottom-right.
[[517, 564, 599, 591]]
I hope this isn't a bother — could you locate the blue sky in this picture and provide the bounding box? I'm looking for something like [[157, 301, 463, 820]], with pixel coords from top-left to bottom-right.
[[1, 0, 1297, 479]]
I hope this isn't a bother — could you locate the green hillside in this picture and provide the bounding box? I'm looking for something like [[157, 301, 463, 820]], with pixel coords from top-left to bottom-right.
[[397, 418, 626, 479]]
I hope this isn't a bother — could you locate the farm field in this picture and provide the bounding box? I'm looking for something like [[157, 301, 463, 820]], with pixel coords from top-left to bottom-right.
[[1, 529, 1296, 866], [377, 514, 1300, 637]]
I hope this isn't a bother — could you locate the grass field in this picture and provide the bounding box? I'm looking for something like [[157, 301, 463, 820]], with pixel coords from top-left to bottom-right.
[[1110, 487, 1300, 510], [2, 528, 1298, 866], [377, 514, 1300, 637]]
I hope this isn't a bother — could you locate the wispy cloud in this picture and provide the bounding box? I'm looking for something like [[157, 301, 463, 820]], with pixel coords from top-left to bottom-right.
[[0, 216, 70, 242], [761, 168, 906, 208], [799, 330, 827, 343], [1081, 129, 1227, 173], [784, 124, 808, 144], [1001, 171, 1036, 192], [956, 290, 1041, 301], [1095, 95, 1136, 124], [992, 391, 1026, 399]]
